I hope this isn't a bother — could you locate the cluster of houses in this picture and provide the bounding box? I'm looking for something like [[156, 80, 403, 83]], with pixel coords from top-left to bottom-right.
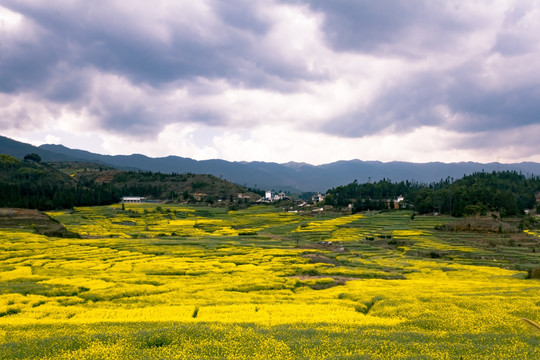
[[258, 191, 291, 203], [122, 193, 256, 204], [255, 191, 331, 210], [257, 191, 328, 204], [121, 192, 407, 212], [256, 191, 328, 203]]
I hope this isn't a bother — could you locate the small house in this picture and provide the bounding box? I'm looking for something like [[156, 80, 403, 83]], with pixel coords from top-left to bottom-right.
[[193, 193, 207, 201], [312, 193, 325, 203], [121, 196, 146, 204]]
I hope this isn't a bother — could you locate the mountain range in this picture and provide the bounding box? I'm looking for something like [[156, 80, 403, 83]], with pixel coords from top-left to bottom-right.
[[2, 135, 540, 192]]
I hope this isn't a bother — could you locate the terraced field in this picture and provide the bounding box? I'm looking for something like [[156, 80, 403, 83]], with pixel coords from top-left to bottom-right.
[[0, 205, 539, 359]]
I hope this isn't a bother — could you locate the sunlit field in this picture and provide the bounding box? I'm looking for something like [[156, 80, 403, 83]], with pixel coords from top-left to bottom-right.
[[1, 204, 539, 359]]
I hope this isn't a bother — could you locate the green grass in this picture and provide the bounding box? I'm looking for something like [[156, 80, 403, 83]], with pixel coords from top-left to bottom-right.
[[1, 322, 538, 360]]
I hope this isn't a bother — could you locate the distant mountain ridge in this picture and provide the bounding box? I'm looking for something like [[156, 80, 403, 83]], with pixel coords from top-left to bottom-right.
[[1, 135, 539, 192]]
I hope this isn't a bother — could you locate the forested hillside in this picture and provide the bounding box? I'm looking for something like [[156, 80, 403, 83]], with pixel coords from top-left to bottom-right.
[[0, 155, 260, 210], [325, 171, 540, 217], [0, 155, 118, 210], [56, 162, 261, 204], [3, 136, 540, 192]]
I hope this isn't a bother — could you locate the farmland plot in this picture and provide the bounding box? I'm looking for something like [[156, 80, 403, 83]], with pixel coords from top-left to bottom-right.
[[1, 205, 539, 359]]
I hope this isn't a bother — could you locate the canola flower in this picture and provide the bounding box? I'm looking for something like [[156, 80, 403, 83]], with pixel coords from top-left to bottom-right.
[[1, 206, 539, 359], [524, 229, 540, 238], [293, 213, 365, 233]]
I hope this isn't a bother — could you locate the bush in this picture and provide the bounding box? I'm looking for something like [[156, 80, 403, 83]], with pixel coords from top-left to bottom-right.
[[528, 268, 540, 279], [0, 308, 21, 317], [0, 154, 21, 167], [24, 153, 41, 163]]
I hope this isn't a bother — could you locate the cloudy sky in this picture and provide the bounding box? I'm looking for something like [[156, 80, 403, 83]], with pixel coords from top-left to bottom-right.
[[1, 0, 539, 165]]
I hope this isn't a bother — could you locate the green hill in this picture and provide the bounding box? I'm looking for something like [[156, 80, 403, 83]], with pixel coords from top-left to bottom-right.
[[0, 155, 118, 210], [3, 135, 540, 193], [0, 156, 261, 210], [325, 171, 540, 217], [51, 162, 261, 204]]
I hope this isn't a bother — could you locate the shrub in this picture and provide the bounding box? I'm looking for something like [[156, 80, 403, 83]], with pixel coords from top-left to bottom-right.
[[527, 268, 540, 279], [24, 153, 41, 163], [0, 308, 21, 317]]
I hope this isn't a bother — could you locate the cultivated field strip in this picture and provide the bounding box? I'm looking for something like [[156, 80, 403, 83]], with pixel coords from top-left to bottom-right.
[[1, 205, 539, 359]]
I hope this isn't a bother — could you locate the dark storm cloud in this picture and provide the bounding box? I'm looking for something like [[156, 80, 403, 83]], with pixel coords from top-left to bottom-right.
[[493, 32, 531, 56], [322, 67, 540, 138], [0, 0, 312, 135], [1, 0, 539, 152], [289, 0, 478, 56], [100, 107, 156, 135], [448, 123, 540, 163], [299, 0, 424, 53], [446, 82, 540, 133], [320, 71, 450, 137], [1, 0, 321, 91], [0, 2, 223, 87], [0, 24, 64, 94], [214, 0, 271, 35], [305, 0, 540, 139]]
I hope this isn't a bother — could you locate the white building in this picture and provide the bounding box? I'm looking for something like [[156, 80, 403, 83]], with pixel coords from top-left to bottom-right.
[[265, 191, 272, 200], [312, 193, 325, 203], [121, 196, 146, 204]]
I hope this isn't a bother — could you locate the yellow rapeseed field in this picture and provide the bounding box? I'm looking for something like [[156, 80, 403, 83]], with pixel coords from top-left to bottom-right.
[[0, 205, 538, 359]]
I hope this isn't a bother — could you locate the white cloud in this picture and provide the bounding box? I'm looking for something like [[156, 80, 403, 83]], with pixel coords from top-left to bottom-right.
[[0, 0, 539, 165], [100, 123, 220, 159], [0, 5, 22, 29], [45, 134, 60, 144]]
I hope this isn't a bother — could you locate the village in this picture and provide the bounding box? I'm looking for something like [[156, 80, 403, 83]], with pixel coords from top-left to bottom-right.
[[120, 191, 407, 213]]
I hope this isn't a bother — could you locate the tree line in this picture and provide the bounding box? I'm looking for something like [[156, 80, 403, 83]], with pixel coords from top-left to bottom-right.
[[0, 155, 165, 210], [2, 153, 539, 215], [324, 171, 540, 217]]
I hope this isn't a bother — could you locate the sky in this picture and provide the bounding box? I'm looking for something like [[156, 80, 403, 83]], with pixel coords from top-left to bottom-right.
[[1, 0, 540, 165]]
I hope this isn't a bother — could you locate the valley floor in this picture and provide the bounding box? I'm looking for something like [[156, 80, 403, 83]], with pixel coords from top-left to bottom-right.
[[1, 205, 539, 359]]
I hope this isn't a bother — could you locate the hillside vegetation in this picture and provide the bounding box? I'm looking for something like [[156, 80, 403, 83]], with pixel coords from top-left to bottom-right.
[[0, 155, 260, 210], [3, 135, 540, 192], [0, 155, 117, 210], [325, 171, 540, 217], [54, 163, 261, 204]]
